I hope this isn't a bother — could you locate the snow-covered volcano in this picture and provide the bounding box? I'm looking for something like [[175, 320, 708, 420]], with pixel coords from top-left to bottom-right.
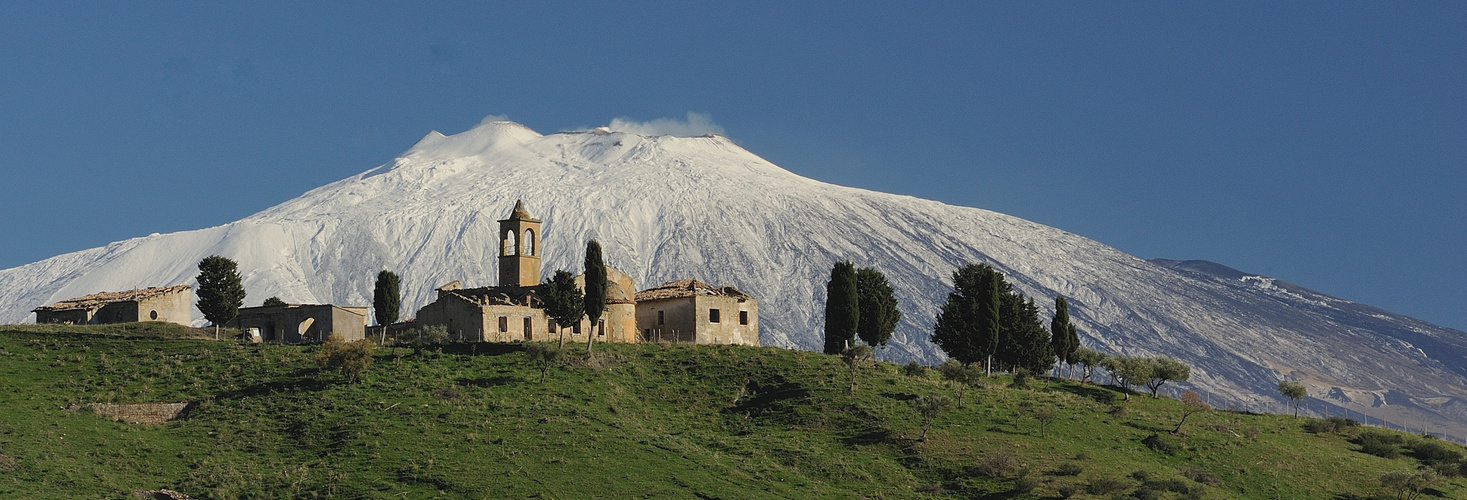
[[3, 120, 1465, 438]]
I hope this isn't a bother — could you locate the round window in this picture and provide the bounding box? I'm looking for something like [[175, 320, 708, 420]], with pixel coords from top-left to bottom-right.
[[149, 310, 158, 320]]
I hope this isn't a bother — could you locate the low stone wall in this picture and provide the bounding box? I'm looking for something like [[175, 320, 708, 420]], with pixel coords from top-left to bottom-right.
[[88, 402, 190, 425]]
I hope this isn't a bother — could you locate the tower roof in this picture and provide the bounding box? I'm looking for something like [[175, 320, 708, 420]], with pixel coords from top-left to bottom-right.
[[501, 199, 541, 223]]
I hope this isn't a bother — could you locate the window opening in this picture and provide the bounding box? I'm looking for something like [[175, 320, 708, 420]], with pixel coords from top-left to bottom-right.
[[739, 311, 748, 325], [498, 316, 508, 332], [709, 309, 721, 323]]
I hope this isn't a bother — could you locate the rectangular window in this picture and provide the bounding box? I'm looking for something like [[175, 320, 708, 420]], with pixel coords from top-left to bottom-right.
[[498, 316, 508, 332], [709, 309, 721, 323], [598, 319, 605, 337], [657, 310, 664, 325], [739, 311, 749, 325], [548, 319, 556, 334], [523, 317, 532, 340], [573, 322, 581, 334]]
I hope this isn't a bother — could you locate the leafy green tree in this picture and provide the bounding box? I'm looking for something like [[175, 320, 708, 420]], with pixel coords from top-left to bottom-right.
[[1381, 468, 1438, 500], [1278, 380, 1308, 418], [913, 395, 952, 442], [932, 263, 1001, 373], [1144, 357, 1191, 398], [1072, 347, 1106, 383], [583, 240, 608, 352], [939, 359, 983, 408], [262, 296, 286, 307], [373, 269, 401, 327], [1105, 355, 1151, 401], [823, 261, 859, 354], [855, 267, 901, 349], [523, 343, 562, 384], [1173, 390, 1209, 433], [542, 270, 584, 349], [196, 255, 246, 338], [840, 343, 873, 394], [1050, 296, 1078, 378]]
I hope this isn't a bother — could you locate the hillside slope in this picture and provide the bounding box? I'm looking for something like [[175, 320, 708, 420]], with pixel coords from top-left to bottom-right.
[[0, 120, 1464, 438], [2, 330, 1465, 498]]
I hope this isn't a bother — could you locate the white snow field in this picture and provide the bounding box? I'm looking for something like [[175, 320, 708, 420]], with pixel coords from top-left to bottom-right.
[[3, 120, 1465, 438]]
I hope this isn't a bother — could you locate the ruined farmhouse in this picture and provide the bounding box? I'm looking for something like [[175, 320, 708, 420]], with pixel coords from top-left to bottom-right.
[[32, 285, 193, 326], [415, 201, 759, 346], [635, 279, 758, 345], [234, 303, 369, 343]]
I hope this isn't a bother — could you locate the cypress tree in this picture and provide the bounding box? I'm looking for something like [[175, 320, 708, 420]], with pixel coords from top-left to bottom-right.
[[855, 267, 901, 349], [994, 293, 1054, 374], [582, 240, 607, 352], [1050, 296, 1077, 378], [373, 269, 402, 327], [196, 255, 246, 338], [823, 261, 859, 354], [932, 263, 999, 367], [980, 269, 1001, 375], [542, 270, 584, 349]]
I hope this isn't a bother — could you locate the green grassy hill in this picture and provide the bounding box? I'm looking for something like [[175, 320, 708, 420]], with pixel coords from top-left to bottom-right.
[[1, 326, 1463, 499]]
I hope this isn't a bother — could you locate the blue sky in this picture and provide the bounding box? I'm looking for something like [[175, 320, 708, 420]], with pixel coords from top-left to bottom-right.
[[2, 3, 1463, 331]]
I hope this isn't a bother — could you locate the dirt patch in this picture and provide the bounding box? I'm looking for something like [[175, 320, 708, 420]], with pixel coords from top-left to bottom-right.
[[82, 402, 191, 425], [132, 489, 193, 499], [0, 453, 16, 471]]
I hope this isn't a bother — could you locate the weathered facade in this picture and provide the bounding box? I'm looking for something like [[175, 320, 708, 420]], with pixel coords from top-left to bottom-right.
[[414, 201, 640, 343], [234, 304, 368, 343], [635, 279, 759, 346], [32, 285, 193, 326]]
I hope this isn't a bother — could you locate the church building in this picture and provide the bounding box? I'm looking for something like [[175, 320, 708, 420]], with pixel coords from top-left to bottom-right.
[[415, 201, 638, 343]]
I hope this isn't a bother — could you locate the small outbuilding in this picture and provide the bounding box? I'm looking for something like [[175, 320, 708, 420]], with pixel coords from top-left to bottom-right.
[[32, 285, 193, 326], [233, 303, 368, 343]]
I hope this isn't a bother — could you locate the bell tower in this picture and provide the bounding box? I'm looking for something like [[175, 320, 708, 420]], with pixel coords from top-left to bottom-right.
[[498, 200, 543, 287]]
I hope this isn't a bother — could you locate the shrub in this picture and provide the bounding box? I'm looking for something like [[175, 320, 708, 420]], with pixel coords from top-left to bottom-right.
[[1053, 462, 1084, 476], [315, 334, 374, 383], [1085, 476, 1129, 495], [1011, 370, 1031, 389], [1142, 433, 1177, 455], [977, 451, 1018, 478], [1407, 439, 1464, 466], [1357, 430, 1405, 459], [902, 361, 928, 378]]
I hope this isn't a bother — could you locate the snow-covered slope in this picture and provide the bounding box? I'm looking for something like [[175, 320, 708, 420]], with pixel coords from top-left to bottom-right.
[[3, 120, 1464, 438]]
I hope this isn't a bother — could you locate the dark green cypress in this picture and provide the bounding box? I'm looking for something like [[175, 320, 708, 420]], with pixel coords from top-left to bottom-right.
[[1050, 296, 1076, 376], [374, 269, 402, 327], [932, 263, 998, 366], [823, 261, 859, 354], [981, 269, 1001, 374], [583, 240, 607, 351], [196, 255, 246, 337], [855, 267, 901, 348]]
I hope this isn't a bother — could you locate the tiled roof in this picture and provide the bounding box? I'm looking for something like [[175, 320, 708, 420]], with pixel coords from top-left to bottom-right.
[[635, 279, 751, 302], [33, 285, 190, 312]]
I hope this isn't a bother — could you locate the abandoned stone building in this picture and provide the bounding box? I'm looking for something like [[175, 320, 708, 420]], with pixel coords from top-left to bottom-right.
[[234, 303, 368, 343], [415, 200, 760, 346], [32, 285, 193, 326], [634, 279, 760, 346], [415, 201, 639, 343]]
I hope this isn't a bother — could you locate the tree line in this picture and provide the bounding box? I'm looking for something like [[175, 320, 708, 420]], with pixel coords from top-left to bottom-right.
[[823, 260, 1193, 399]]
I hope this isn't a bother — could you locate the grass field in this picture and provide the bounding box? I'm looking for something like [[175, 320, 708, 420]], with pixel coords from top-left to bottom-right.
[[0, 325, 1463, 498]]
